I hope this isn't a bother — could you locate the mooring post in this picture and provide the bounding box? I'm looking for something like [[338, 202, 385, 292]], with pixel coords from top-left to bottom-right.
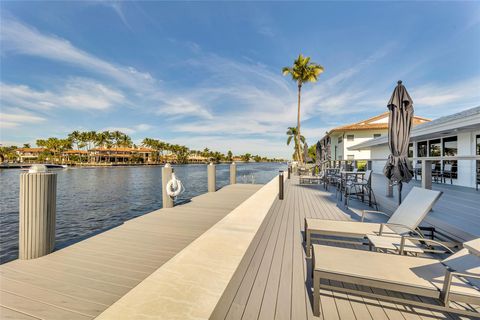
[[230, 162, 236, 184], [421, 159, 432, 190], [386, 179, 394, 197], [19, 165, 57, 259], [279, 170, 284, 200], [208, 162, 216, 192], [162, 163, 174, 208]]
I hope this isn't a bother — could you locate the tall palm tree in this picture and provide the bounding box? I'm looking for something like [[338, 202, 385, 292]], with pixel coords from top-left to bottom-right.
[[286, 127, 305, 161], [282, 54, 324, 163]]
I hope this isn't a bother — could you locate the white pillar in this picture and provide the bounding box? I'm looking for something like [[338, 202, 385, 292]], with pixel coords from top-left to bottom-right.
[[208, 162, 216, 192], [230, 162, 236, 184], [422, 160, 432, 190], [162, 164, 174, 208], [19, 165, 57, 259]]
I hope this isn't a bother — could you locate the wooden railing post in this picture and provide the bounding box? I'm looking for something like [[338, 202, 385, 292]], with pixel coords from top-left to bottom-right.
[[422, 159, 432, 189], [386, 180, 393, 197], [367, 160, 372, 171]]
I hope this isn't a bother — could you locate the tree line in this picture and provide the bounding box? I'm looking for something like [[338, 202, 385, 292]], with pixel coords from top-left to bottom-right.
[[1, 130, 283, 164]]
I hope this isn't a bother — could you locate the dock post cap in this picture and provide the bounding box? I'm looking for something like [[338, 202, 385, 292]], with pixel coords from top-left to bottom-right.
[[28, 164, 48, 173]]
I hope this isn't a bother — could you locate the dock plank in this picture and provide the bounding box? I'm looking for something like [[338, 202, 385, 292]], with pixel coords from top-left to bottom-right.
[[0, 184, 262, 320]]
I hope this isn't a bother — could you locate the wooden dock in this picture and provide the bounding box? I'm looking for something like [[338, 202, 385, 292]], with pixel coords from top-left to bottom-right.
[[212, 176, 473, 320], [0, 183, 262, 320]]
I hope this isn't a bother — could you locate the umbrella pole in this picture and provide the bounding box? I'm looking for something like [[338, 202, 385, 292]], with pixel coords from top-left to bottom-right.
[[398, 181, 403, 205]]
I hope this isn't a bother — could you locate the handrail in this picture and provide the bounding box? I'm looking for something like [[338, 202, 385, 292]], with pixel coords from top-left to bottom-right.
[[321, 156, 480, 162]]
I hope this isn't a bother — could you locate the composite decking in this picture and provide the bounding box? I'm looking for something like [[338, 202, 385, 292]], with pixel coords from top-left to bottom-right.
[[211, 176, 475, 320], [370, 173, 480, 242], [0, 183, 262, 320]]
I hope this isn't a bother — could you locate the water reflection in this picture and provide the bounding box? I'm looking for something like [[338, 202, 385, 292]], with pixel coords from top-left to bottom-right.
[[0, 162, 285, 263]]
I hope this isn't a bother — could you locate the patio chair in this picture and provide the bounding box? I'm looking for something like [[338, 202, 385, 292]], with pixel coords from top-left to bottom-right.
[[311, 238, 480, 317], [440, 163, 454, 184], [304, 187, 442, 257], [344, 169, 378, 210]]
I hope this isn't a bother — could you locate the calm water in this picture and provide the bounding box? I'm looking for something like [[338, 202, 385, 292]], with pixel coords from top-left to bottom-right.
[[0, 162, 286, 263]]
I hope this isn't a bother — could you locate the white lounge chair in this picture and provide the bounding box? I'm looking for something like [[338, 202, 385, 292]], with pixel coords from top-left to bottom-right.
[[305, 187, 442, 257], [312, 239, 480, 317]]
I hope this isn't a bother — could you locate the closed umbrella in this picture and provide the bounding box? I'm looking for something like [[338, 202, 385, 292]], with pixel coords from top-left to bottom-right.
[[315, 141, 322, 166], [303, 142, 310, 164], [383, 80, 414, 204]]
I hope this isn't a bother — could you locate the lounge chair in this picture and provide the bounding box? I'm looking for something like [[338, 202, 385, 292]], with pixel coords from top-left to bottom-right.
[[304, 187, 442, 257], [311, 239, 480, 317]]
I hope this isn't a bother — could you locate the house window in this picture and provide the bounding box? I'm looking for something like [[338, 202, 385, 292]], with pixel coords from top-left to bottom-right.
[[347, 155, 354, 160], [429, 139, 441, 157], [373, 134, 381, 138], [338, 136, 343, 144], [417, 141, 427, 157], [443, 136, 457, 156], [347, 135, 354, 141]]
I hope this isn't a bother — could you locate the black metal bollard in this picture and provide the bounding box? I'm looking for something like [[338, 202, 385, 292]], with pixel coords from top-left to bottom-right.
[[279, 170, 284, 200]]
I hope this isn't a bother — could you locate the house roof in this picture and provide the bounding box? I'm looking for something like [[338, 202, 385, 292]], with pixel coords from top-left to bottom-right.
[[89, 147, 155, 152], [16, 148, 47, 153], [349, 106, 480, 150], [62, 150, 88, 154], [328, 112, 430, 134]]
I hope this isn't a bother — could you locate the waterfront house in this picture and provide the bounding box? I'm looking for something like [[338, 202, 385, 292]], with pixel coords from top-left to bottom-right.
[[349, 106, 480, 188], [319, 112, 430, 162], [88, 147, 156, 164], [61, 149, 88, 163], [15, 147, 48, 163]]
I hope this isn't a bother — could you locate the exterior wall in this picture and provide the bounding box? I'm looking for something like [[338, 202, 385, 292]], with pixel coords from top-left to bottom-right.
[[342, 130, 386, 160], [369, 145, 390, 173], [363, 129, 479, 188]]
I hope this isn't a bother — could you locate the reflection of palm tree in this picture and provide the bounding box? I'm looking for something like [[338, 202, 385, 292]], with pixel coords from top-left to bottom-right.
[[286, 127, 305, 161], [283, 54, 324, 163]]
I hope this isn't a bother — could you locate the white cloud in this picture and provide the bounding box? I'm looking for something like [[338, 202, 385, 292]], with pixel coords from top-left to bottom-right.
[[1, 78, 125, 111], [411, 77, 480, 116], [101, 123, 153, 135], [0, 109, 46, 129], [0, 17, 153, 90]]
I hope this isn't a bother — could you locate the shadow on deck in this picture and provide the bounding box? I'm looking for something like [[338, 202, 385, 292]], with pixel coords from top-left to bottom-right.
[[212, 176, 475, 320]]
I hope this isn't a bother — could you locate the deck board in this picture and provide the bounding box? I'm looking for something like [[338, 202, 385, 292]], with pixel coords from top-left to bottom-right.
[[0, 184, 262, 319], [212, 176, 475, 320]]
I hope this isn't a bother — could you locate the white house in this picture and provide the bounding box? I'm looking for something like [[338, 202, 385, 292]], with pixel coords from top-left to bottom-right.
[[318, 112, 430, 161], [349, 106, 480, 188]]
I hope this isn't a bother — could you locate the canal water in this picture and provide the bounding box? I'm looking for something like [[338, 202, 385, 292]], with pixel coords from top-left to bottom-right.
[[0, 162, 286, 263]]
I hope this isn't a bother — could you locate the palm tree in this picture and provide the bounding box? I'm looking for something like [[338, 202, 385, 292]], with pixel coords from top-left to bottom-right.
[[282, 54, 324, 163], [286, 127, 305, 161]]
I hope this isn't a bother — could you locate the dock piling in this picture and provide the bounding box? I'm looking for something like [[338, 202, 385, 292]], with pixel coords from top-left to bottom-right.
[[208, 162, 216, 192], [230, 162, 236, 184], [279, 170, 284, 200], [162, 163, 174, 208], [19, 165, 57, 259]]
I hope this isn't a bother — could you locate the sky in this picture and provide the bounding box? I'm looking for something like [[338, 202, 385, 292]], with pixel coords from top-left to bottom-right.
[[1, 1, 479, 158]]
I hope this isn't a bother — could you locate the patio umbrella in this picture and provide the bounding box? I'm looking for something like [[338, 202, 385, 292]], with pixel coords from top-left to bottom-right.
[[303, 142, 309, 164], [383, 80, 414, 204], [315, 141, 322, 166]]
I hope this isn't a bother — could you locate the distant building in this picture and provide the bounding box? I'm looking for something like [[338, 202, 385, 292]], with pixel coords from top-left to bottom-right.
[[350, 106, 480, 188], [88, 147, 155, 163], [319, 112, 430, 161], [15, 148, 48, 163]]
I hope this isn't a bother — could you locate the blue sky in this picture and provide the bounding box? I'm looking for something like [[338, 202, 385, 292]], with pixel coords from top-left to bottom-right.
[[1, 1, 479, 158]]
